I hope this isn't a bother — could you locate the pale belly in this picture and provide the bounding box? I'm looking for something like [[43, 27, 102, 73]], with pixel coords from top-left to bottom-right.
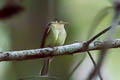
[[55, 29, 66, 46], [44, 27, 66, 47]]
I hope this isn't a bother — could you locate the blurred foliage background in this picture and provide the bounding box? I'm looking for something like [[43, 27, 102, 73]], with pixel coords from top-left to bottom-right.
[[0, 0, 120, 80]]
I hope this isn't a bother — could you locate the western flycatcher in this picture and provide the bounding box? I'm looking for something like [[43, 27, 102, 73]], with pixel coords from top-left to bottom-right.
[[40, 19, 67, 76]]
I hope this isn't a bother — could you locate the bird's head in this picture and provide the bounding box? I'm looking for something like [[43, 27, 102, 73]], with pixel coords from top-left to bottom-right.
[[50, 18, 68, 28]]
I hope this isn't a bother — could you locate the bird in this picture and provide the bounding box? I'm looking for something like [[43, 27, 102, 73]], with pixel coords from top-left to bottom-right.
[[40, 18, 67, 76]]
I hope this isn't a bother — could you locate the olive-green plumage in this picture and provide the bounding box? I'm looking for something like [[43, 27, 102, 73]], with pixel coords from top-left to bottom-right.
[[40, 20, 67, 76]]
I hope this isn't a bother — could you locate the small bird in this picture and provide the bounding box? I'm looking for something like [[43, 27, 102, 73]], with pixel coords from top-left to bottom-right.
[[40, 19, 67, 76]]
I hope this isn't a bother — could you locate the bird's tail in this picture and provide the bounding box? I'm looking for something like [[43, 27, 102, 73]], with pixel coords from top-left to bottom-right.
[[40, 58, 50, 76]]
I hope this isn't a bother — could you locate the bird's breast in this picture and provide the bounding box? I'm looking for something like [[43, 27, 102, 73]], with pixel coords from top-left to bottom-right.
[[44, 26, 66, 47]]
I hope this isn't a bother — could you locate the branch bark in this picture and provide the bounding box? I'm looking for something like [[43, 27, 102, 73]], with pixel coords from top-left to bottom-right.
[[0, 39, 120, 61]]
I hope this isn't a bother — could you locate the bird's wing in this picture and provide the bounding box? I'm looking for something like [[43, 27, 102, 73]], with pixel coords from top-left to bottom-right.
[[40, 23, 51, 48]]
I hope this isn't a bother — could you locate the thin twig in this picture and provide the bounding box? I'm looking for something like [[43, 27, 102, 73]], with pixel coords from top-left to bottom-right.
[[68, 25, 112, 79], [87, 1, 120, 79], [87, 51, 103, 80], [86, 26, 111, 45], [87, 50, 106, 80]]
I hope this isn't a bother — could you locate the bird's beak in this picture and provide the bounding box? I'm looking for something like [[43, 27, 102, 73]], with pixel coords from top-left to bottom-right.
[[61, 22, 68, 25], [64, 22, 68, 24]]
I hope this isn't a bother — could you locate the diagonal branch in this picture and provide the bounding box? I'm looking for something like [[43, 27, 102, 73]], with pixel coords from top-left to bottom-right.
[[0, 39, 120, 61], [87, 1, 120, 79]]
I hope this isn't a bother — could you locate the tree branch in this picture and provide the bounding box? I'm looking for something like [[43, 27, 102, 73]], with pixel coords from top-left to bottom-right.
[[87, 1, 120, 79], [0, 39, 120, 61]]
